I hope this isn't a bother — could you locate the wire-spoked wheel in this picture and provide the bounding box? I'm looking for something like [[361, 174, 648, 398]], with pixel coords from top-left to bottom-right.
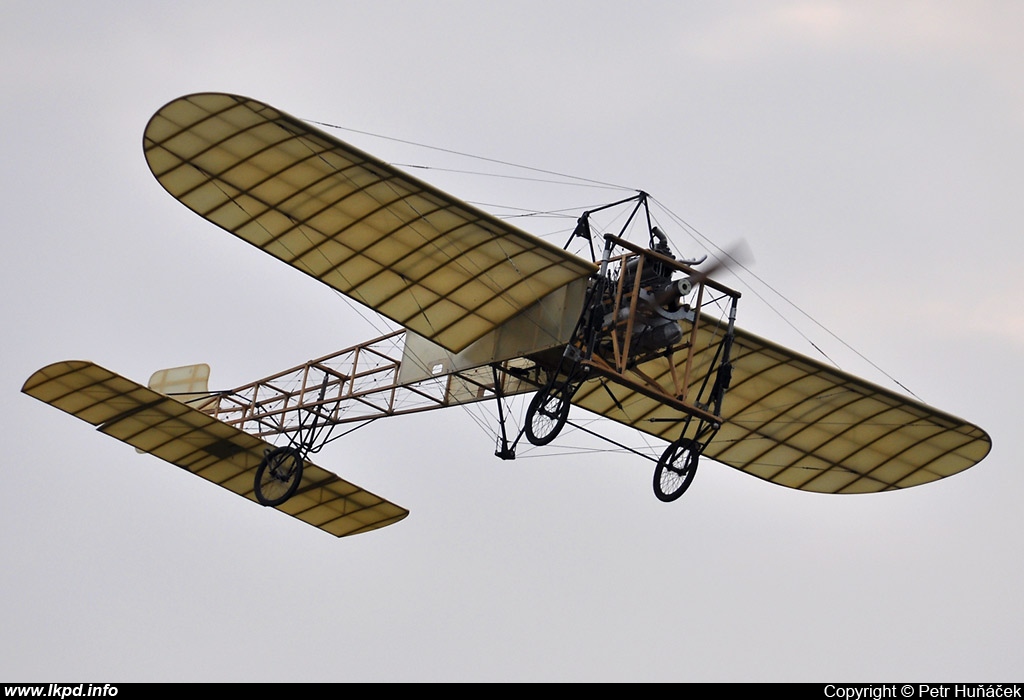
[[254, 446, 304, 507], [653, 437, 700, 502], [524, 382, 574, 446]]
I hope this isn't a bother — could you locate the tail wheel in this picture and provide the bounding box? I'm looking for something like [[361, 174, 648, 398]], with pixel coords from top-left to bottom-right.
[[254, 446, 304, 507], [524, 383, 573, 446], [653, 437, 699, 502]]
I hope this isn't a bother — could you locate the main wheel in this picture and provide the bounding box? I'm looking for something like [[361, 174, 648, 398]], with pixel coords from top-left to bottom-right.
[[653, 438, 699, 502], [254, 446, 304, 507], [524, 383, 572, 446]]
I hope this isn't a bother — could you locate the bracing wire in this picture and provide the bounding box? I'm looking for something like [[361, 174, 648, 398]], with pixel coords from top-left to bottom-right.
[[308, 115, 921, 431], [648, 197, 921, 399], [305, 119, 633, 191]]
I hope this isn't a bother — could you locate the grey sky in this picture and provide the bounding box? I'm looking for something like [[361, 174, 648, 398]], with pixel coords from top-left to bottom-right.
[[2, 1, 1021, 681]]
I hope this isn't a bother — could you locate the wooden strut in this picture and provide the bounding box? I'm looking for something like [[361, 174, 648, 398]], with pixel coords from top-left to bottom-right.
[[196, 330, 539, 452], [584, 235, 741, 427], [188, 236, 740, 455], [581, 354, 723, 426]]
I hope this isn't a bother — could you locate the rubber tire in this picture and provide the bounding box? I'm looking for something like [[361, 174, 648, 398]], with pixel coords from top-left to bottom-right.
[[254, 446, 304, 507], [524, 384, 572, 446], [653, 438, 699, 502]]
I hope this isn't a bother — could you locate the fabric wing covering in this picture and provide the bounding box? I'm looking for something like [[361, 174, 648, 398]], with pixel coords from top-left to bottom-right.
[[143, 92, 596, 354], [572, 323, 991, 494], [22, 361, 409, 537]]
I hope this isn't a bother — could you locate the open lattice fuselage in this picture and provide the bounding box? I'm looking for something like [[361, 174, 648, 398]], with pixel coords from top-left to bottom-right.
[[195, 241, 739, 456]]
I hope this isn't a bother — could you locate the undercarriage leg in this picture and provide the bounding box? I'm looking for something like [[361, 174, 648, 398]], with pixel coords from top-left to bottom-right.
[[492, 364, 516, 460]]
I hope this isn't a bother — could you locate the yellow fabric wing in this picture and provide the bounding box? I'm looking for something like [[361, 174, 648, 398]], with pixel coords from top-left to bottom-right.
[[22, 361, 409, 537], [143, 92, 596, 354], [572, 323, 991, 494]]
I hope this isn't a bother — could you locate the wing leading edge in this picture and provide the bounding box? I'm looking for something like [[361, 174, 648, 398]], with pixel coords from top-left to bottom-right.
[[22, 361, 409, 537], [143, 92, 596, 354], [571, 323, 991, 494]]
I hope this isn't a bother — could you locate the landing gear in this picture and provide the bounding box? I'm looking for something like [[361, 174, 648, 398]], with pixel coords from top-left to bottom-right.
[[254, 446, 304, 506], [524, 381, 573, 446], [653, 437, 700, 502], [498, 195, 739, 506]]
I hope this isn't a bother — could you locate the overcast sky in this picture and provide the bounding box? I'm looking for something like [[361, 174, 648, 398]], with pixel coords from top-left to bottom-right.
[[3, 1, 1022, 682]]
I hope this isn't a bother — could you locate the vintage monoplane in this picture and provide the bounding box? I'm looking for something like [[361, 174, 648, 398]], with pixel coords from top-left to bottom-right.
[[22, 93, 992, 537]]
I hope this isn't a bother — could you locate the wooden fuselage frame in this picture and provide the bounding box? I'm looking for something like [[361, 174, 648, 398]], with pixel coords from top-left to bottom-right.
[[577, 234, 740, 428], [188, 234, 740, 455]]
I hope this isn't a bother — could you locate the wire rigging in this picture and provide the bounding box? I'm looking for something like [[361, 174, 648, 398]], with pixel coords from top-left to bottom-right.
[[648, 197, 921, 400], [309, 114, 921, 429], [306, 119, 633, 191]]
